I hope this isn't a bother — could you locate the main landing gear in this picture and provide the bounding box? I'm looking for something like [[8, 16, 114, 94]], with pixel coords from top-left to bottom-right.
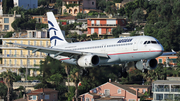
[[141, 59, 148, 73], [119, 64, 128, 78], [80, 68, 89, 76]]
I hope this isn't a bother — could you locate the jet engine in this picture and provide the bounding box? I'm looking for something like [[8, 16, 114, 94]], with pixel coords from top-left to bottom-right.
[[135, 59, 158, 70], [77, 55, 99, 67]]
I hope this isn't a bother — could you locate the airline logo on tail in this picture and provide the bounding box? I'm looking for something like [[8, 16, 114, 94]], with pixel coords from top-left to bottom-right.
[[48, 21, 64, 46]]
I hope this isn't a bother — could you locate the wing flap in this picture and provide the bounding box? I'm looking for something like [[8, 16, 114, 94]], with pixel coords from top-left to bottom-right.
[[7, 42, 109, 58]]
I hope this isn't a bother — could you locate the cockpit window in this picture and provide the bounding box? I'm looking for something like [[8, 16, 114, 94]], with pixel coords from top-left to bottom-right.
[[151, 41, 157, 44], [144, 40, 159, 44], [144, 41, 147, 44]]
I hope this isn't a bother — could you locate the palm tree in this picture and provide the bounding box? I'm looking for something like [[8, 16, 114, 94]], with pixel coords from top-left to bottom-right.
[[0, 70, 16, 101], [68, 65, 81, 101]]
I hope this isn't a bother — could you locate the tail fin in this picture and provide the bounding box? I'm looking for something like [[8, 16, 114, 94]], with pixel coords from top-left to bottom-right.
[[47, 12, 68, 46]]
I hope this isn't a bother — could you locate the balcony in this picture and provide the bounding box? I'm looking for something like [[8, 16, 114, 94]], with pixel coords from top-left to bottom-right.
[[0, 54, 47, 58], [87, 24, 117, 27], [0, 44, 51, 48], [0, 64, 39, 68], [154, 88, 170, 92]]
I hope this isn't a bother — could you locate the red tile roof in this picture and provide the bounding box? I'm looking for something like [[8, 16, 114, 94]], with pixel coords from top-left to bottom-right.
[[27, 88, 58, 95], [110, 82, 143, 97]]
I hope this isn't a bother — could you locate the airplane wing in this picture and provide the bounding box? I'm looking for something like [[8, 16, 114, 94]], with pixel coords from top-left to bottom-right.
[[161, 49, 176, 56], [7, 42, 109, 58]]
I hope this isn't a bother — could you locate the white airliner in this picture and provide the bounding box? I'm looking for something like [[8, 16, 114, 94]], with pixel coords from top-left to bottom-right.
[[7, 12, 175, 73]]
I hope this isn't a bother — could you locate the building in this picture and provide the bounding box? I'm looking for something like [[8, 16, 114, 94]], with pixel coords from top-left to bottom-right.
[[32, 15, 59, 24], [86, 17, 127, 36], [14, 0, 38, 10], [0, 1, 2, 16], [115, 0, 135, 10], [27, 88, 58, 101], [152, 80, 180, 100], [0, 11, 21, 32], [62, 0, 97, 16], [156, 54, 177, 67], [79, 81, 151, 101], [0, 30, 50, 75]]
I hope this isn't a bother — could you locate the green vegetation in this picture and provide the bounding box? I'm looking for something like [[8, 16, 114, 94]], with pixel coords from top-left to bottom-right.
[[65, 4, 79, 9], [0, 70, 16, 101], [144, 0, 180, 51], [2, 0, 14, 14]]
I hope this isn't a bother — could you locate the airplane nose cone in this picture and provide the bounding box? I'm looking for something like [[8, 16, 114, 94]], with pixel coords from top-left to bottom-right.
[[150, 44, 164, 57], [156, 44, 164, 56]]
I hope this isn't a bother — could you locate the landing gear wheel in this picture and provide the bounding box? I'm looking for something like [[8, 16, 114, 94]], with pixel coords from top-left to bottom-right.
[[122, 71, 128, 78], [80, 69, 89, 76]]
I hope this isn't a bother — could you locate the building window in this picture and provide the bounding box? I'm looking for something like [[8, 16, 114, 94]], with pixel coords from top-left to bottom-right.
[[129, 100, 135, 101], [159, 59, 162, 63], [142, 89, 146, 93], [93, 89, 97, 93], [104, 89, 110, 96], [33, 4, 35, 8], [34, 59, 36, 64], [86, 98, 89, 101], [164, 94, 173, 100], [29, 95, 37, 100], [4, 25, 9, 30], [4, 18, 9, 23], [91, 98, 94, 101], [45, 95, 49, 99], [156, 94, 163, 100], [92, 2, 94, 5], [117, 89, 121, 94]]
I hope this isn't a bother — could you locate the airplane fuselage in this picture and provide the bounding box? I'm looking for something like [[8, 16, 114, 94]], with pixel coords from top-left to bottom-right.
[[50, 36, 164, 66]]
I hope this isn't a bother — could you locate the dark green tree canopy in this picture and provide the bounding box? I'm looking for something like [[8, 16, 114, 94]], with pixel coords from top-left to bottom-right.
[[145, 0, 180, 51], [112, 25, 123, 38], [2, 0, 14, 14]]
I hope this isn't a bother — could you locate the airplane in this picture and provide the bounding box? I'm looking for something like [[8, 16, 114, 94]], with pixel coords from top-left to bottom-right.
[[7, 12, 176, 76]]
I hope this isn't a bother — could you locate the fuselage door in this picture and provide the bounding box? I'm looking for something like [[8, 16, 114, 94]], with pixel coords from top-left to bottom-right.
[[101, 44, 107, 53], [133, 38, 140, 51]]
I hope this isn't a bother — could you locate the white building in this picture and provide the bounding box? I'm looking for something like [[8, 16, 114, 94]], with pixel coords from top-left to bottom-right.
[[14, 0, 38, 10], [152, 80, 180, 101], [0, 1, 3, 15], [0, 0, 38, 15]]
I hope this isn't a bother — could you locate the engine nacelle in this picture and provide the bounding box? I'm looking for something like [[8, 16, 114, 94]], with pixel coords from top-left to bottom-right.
[[77, 55, 99, 67], [135, 59, 158, 70]]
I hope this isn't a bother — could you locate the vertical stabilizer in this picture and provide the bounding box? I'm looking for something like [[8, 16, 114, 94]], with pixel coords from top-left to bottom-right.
[[47, 12, 68, 46]]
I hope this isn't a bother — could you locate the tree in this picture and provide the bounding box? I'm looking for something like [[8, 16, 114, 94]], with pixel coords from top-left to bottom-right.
[[124, 2, 137, 19], [12, 18, 36, 30], [90, 32, 98, 40], [55, 0, 62, 14], [132, 8, 144, 26], [2, 0, 14, 14], [113, 0, 123, 3], [112, 25, 123, 38], [105, 1, 116, 14], [0, 83, 7, 100], [0, 71, 16, 101], [38, 0, 48, 6], [117, 8, 125, 16], [35, 56, 67, 100], [146, 10, 158, 24], [76, 13, 86, 19]]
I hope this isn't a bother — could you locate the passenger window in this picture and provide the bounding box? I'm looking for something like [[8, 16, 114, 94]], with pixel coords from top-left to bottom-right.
[[147, 41, 150, 44]]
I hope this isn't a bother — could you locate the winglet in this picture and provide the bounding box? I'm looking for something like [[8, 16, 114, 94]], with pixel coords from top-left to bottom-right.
[[171, 49, 176, 53], [161, 49, 176, 56]]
